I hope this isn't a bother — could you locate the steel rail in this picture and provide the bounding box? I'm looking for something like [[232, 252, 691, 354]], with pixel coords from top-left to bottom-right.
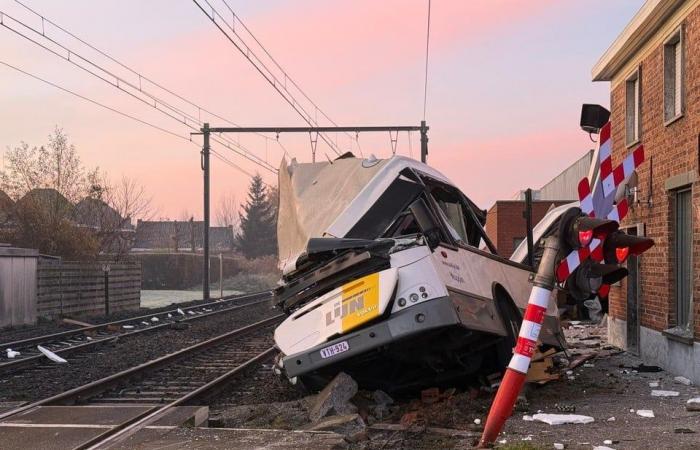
[[0, 314, 283, 422], [0, 292, 272, 372], [82, 347, 278, 449]]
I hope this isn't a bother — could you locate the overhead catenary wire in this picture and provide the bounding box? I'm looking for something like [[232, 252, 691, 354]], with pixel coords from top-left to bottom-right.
[[0, 58, 256, 179], [1, 4, 277, 174], [191, 0, 346, 157]]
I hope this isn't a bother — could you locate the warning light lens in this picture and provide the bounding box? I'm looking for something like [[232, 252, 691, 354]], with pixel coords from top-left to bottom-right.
[[616, 247, 630, 263], [578, 229, 593, 247]]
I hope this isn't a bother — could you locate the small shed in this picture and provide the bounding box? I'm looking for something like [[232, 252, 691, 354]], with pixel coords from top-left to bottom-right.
[[0, 245, 39, 327]]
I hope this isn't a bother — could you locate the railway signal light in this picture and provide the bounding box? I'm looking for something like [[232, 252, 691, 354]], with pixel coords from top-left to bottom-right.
[[566, 260, 628, 301], [603, 231, 654, 265], [558, 207, 618, 250]]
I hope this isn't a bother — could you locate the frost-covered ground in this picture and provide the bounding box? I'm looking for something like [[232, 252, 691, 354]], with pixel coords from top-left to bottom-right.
[[140, 290, 243, 308]]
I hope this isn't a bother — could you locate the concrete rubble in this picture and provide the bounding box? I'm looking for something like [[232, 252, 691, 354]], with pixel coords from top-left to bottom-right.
[[308, 372, 359, 422]]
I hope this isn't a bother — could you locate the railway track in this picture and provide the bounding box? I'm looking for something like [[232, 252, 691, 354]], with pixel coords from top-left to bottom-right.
[[0, 314, 283, 449], [0, 291, 272, 374]]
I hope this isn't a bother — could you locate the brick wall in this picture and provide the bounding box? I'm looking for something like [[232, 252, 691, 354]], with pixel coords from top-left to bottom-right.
[[485, 200, 570, 258], [607, 5, 700, 339], [37, 260, 141, 318]]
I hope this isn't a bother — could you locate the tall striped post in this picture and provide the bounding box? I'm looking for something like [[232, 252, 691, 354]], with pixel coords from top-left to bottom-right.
[[478, 236, 560, 447]]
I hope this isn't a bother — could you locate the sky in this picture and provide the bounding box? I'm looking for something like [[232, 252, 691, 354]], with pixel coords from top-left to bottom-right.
[[0, 0, 644, 221]]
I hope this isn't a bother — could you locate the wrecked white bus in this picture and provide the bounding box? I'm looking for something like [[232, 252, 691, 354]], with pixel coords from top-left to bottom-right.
[[273, 155, 564, 391]]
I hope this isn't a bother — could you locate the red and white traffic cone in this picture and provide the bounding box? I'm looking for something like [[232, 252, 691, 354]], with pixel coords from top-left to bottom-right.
[[478, 237, 559, 447]]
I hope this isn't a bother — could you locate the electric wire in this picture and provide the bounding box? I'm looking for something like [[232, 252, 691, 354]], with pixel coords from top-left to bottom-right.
[[192, 0, 344, 156], [218, 0, 356, 147], [2, 4, 276, 173], [422, 0, 431, 121], [0, 58, 255, 179]]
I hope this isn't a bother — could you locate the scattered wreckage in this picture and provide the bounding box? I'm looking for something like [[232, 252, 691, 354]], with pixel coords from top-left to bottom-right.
[[272, 154, 564, 391]]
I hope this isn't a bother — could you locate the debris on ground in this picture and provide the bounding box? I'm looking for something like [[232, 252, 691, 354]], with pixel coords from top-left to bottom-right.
[[651, 390, 679, 397], [308, 372, 358, 422], [177, 308, 185, 315], [6, 348, 20, 358], [636, 409, 655, 418], [531, 413, 595, 425], [674, 376, 692, 386], [37, 345, 67, 363], [307, 413, 367, 442], [687, 398, 700, 412], [151, 317, 159, 322], [553, 443, 565, 449], [122, 325, 134, 329]]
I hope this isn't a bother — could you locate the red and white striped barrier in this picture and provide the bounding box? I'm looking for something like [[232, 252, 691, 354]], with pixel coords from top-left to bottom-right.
[[478, 284, 551, 446]]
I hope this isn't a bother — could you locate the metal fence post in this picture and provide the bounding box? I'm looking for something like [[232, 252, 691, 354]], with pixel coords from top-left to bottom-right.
[[219, 252, 224, 299], [103, 264, 111, 316]]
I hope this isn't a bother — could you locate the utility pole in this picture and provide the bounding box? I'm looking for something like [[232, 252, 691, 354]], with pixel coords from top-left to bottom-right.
[[524, 188, 534, 269], [201, 123, 211, 301], [420, 120, 429, 163]]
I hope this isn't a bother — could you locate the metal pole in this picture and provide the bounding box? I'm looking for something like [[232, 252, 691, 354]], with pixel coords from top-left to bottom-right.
[[202, 123, 211, 301], [478, 236, 559, 447], [524, 188, 534, 269], [420, 120, 428, 163], [219, 252, 223, 299], [103, 265, 110, 317]]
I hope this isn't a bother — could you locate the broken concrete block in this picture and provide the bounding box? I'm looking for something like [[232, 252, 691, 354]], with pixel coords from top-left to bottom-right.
[[308, 414, 367, 442], [686, 398, 700, 412], [309, 372, 358, 423]]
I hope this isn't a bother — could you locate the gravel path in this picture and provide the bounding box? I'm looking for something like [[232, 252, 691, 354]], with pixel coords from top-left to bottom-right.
[[0, 299, 278, 402]]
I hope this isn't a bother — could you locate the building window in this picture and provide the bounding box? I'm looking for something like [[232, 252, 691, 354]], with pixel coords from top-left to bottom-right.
[[625, 69, 641, 145], [664, 26, 684, 123], [673, 188, 692, 329]]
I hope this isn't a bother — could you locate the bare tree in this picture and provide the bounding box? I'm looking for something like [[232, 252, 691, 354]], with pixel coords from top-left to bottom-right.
[[1, 127, 95, 203], [216, 192, 240, 233]]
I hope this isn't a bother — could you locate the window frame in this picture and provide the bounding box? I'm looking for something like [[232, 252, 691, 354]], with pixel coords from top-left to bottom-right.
[[663, 25, 684, 126], [625, 67, 642, 147], [673, 187, 693, 330]]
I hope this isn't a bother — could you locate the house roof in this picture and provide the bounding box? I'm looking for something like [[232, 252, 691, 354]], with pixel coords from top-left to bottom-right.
[[16, 188, 73, 214], [132, 220, 234, 251], [73, 197, 129, 229], [592, 0, 686, 81]]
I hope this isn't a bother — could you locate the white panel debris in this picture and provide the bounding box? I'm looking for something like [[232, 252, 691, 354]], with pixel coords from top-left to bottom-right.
[[553, 444, 564, 450], [648, 381, 659, 388], [151, 317, 159, 322], [651, 390, 679, 397], [122, 325, 134, 329], [177, 308, 185, 315], [6, 348, 20, 358], [531, 413, 594, 425], [673, 376, 692, 386], [636, 410, 654, 418], [37, 345, 67, 363]]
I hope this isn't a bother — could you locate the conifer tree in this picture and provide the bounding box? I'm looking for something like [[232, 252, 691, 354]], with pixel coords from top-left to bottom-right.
[[236, 174, 277, 258]]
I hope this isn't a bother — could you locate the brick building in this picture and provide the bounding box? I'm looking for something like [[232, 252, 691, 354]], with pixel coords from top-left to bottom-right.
[[485, 151, 590, 258], [484, 200, 569, 258], [592, 0, 699, 383]]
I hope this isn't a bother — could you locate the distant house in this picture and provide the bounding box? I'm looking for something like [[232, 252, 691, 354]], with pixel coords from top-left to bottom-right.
[[73, 198, 132, 230], [16, 188, 73, 217], [132, 219, 234, 253]]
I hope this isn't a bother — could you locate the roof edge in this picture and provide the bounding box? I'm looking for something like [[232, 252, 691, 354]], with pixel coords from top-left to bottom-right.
[[592, 0, 685, 81]]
